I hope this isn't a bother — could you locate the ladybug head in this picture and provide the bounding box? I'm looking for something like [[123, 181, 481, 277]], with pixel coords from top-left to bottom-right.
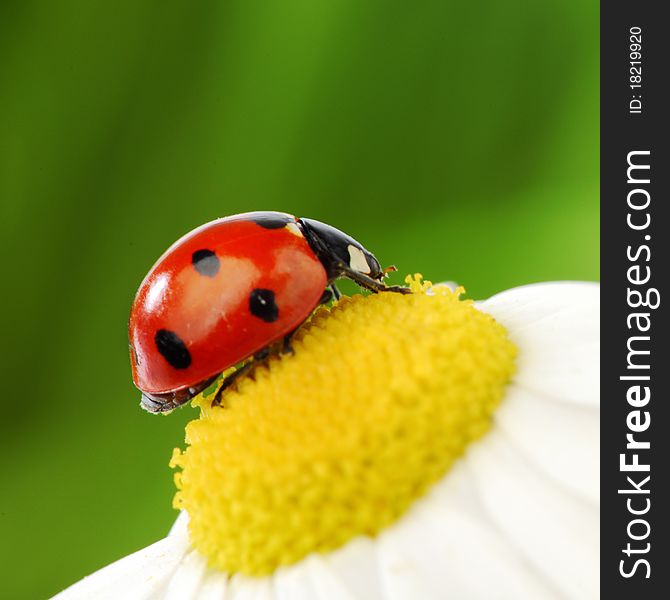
[[298, 218, 384, 282]]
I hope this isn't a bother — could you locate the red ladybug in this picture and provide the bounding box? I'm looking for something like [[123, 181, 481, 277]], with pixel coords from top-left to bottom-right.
[[129, 211, 408, 413]]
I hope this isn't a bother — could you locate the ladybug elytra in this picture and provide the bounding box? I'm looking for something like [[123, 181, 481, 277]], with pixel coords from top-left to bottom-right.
[[129, 211, 408, 413]]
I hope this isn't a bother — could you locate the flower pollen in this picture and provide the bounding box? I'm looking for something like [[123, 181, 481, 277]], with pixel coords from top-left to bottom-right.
[[170, 275, 516, 575]]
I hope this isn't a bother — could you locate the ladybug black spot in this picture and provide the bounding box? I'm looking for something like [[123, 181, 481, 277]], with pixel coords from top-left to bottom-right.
[[252, 214, 292, 229], [249, 288, 279, 323], [192, 249, 220, 277], [155, 329, 192, 369]]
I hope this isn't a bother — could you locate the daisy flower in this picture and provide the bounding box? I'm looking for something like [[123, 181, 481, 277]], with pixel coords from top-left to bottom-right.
[[54, 276, 599, 600]]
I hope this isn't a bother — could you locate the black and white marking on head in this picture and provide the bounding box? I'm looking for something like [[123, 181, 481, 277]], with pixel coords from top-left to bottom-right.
[[347, 244, 371, 274], [298, 217, 383, 281], [252, 214, 293, 229], [154, 329, 192, 369], [284, 222, 303, 238], [249, 288, 279, 322], [192, 249, 220, 277]]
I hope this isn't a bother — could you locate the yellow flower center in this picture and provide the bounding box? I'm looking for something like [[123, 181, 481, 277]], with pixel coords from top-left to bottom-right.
[[170, 276, 516, 575]]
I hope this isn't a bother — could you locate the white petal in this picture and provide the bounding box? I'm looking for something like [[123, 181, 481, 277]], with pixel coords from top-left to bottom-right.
[[319, 537, 386, 600], [51, 533, 191, 600], [465, 430, 599, 599], [431, 281, 459, 292], [227, 574, 272, 600], [303, 554, 359, 600], [478, 282, 599, 407], [162, 550, 208, 600], [169, 510, 190, 538], [371, 459, 558, 600], [196, 572, 230, 600], [495, 383, 600, 505], [273, 564, 323, 600], [376, 534, 442, 600]]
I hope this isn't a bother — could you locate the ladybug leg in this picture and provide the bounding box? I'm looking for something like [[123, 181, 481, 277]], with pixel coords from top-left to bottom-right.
[[282, 329, 298, 355], [319, 284, 342, 306], [254, 347, 271, 361], [211, 361, 255, 408], [211, 346, 277, 408], [338, 264, 411, 294]]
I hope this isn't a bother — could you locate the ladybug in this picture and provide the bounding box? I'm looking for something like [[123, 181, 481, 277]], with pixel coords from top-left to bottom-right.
[[129, 211, 409, 413]]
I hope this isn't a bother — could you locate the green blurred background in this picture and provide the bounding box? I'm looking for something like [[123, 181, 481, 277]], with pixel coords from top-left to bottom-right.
[[0, 1, 598, 597]]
